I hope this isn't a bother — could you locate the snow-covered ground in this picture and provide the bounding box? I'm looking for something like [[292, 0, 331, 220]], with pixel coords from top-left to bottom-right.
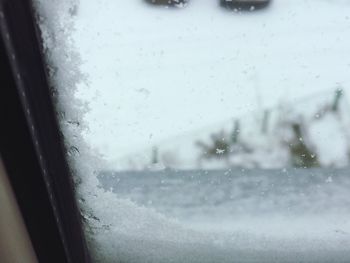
[[94, 168, 350, 263]]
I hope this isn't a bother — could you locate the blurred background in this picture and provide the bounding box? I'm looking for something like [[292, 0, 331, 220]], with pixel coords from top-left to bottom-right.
[[72, 0, 350, 228]]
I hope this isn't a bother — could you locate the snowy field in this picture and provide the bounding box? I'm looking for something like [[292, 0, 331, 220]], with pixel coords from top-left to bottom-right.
[[99, 169, 350, 223], [94, 168, 350, 263], [33, 0, 350, 262]]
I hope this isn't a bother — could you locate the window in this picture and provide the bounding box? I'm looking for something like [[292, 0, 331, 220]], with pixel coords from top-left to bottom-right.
[[33, 0, 350, 262]]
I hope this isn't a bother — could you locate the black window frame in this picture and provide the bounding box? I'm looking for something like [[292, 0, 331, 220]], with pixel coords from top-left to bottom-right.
[[0, 0, 90, 262]]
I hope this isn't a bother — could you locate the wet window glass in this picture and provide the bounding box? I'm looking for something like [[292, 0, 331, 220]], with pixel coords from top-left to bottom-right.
[[33, 0, 350, 262]]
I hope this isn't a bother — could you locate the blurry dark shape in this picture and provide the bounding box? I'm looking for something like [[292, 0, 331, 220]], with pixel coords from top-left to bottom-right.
[[151, 146, 159, 164], [261, 109, 270, 134], [231, 119, 240, 144], [229, 120, 253, 155], [220, 0, 271, 11], [313, 88, 345, 120], [332, 88, 343, 112], [144, 0, 188, 8], [288, 123, 320, 168], [196, 125, 252, 166], [196, 130, 230, 160]]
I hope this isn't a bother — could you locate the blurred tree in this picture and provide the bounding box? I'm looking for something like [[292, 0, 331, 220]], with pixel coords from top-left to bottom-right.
[[332, 88, 343, 112], [261, 109, 270, 134], [151, 146, 159, 164], [196, 130, 230, 160], [288, 123, 320, 168], [231, 119, 240, 144]]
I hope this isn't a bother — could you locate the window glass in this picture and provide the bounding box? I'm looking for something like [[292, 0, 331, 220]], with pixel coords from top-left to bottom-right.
[[34, 0, 350, 262]]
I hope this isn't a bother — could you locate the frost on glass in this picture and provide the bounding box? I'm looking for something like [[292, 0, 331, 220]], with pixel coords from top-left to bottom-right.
[[33, 0, 350, 262]]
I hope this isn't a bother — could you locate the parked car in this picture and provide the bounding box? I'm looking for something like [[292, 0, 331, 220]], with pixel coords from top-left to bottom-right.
[[144, 0, 188, 7], [220, 0, 271, 10]]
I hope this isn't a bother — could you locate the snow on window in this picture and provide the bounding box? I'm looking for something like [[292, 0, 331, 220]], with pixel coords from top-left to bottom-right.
[[33, 0, 350, 262]]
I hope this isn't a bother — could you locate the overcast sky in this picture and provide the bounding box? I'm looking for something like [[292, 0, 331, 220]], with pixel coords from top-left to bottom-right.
[[72, 0, 350, 162]]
